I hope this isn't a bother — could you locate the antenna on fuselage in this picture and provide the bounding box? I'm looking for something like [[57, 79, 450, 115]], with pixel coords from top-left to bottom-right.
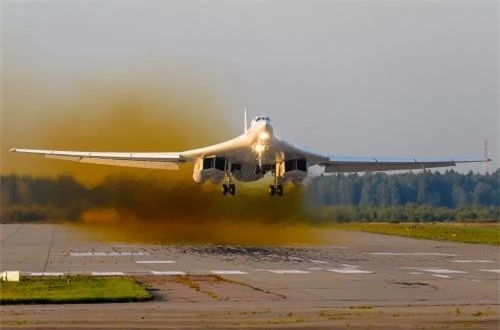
[[244, 107, 248, 133]]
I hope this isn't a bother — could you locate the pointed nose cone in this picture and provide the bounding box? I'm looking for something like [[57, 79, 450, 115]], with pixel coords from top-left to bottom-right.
[[258, 122, 273, 142], [258, 121, 271, 133]]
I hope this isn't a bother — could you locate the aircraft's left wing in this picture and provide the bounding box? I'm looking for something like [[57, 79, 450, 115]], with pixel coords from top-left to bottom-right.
[[272, 138, 489, 172], [322, 155, 489, 173], [9, 148, 183, 170]]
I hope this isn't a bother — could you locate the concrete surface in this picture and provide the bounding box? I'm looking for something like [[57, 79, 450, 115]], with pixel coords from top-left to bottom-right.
[[1, 224, 499, 329]]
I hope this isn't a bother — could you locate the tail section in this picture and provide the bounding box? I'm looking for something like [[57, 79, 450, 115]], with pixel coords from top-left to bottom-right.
[[244, 107, 248, 133]]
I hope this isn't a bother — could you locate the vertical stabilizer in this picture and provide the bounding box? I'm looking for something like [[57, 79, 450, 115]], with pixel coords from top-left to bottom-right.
[[244, 107, 248, 132]]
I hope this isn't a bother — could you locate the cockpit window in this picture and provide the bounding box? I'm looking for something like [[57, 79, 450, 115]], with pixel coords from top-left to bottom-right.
[[253, 116, 271, 123]]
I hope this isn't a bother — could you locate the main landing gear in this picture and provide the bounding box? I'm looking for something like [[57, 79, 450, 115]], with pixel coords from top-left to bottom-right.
[[222, 166, 236, 196], [269, 184, 284, 197], [222, 183, 236, 196]]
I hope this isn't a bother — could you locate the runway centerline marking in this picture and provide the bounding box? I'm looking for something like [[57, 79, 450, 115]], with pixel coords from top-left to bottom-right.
[[71, 252, 149, 257], [340, 264, 359, 269], [478, 269, 500, 273], [406, 268, 468, 274], [91, 271, 125, 276], [327, 269, 374, 274], [151, 271, 186, 275], [266, 270, 310, 274], [30, 272, 64, 276], [432, 274, 450, 279], [288, 257, 303, 261], [367, 252, 457, 257], [451, 260, 494, 263], [210, 270, 248, 275], [310, 260, 328, 264], [136, 260, 176, 264]]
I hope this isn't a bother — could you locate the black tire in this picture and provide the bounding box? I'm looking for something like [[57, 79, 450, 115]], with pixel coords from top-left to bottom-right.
[[222, 184, 228, 195], [229, 184, 236, 196], [277, 185, 284, 196], [269, 185, 276, 196]]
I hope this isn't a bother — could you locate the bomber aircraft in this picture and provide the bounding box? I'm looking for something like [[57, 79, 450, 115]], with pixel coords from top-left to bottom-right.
[[10, 112, 489, 197]]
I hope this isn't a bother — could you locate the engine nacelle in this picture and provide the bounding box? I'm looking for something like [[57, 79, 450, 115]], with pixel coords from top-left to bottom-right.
[[279, 159, 307, 186], [193, 157, 226, 184]]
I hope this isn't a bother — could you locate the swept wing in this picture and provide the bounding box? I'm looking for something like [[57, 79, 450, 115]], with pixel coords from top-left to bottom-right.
[[9, 148, 182, 170], [322, 155, 488, 173]]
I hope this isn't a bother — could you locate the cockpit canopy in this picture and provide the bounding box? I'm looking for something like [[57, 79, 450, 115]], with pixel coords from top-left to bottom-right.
[[251, 115, 271, 126]]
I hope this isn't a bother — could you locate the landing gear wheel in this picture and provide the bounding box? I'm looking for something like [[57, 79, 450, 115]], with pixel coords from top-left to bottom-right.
[[276, 185, 284, 196], [222, 184, 228, 195], [269, 185, 276, 197], [228, 184, 236, 196]]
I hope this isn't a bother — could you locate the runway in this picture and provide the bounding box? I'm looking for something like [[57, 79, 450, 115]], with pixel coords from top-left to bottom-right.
[[1, 224, 499, 329]]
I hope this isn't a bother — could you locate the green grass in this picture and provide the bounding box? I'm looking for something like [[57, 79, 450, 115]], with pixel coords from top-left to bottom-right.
[[337, 222, 499, 245], [0, 276, 152, 304]]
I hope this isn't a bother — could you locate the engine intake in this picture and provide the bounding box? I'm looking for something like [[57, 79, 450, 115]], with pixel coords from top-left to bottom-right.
[[284, 159, 307, 172], [279, 158, 307, 185], [193, 156, 227, 184], [203, 157, 226, 171]]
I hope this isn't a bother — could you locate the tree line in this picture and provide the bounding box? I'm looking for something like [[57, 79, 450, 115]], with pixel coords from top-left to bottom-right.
[[0, 169, 498, 223], [307, 169, 499, 208]]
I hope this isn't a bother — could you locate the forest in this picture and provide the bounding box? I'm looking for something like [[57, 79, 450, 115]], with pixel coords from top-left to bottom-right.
[[1, 169, 499, 223]]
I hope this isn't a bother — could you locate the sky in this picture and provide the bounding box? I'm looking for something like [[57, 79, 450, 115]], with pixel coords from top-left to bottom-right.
[[1, 0, 498, 177]]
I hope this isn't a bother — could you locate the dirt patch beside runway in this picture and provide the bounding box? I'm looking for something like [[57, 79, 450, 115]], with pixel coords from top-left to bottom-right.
[[134, 274, 285, 303]]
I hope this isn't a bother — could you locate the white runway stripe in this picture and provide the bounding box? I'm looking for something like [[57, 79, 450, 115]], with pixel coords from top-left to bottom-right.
[[310, 260, 328, 264], [151, 271, 186, 275], [419, 268, 468, 274], [288, 257, 303, 261], [328, 269, 373, 274], [210, 270, 248, 275], [451, 260, 494, 263], [432, 274, 450, 278], [136, 260, 175, 264], [91, 271, 125, 276], [340, 264, 358, 268], [368, 252, 457, 257], [479, 269, 500, 273], [267, 269, 310, 274], [30, 272, 65, 276], [71, 252, 149, 257]]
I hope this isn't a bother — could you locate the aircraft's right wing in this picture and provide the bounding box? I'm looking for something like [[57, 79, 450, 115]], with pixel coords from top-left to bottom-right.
[[9, 148, 183, 170], [322, 155, 490, 173]]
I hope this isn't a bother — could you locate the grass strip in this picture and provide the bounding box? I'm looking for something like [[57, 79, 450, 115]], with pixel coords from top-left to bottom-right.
[[337, 222, 499, 245], [0, 275, 152, 304]]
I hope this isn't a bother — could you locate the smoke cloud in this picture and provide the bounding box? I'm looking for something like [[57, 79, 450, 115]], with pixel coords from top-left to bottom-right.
[[2, 72, 321, 245]]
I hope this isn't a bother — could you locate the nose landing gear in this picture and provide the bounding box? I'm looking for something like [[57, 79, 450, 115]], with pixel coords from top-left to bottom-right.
[[222, 183, 236, 196], [269, 184, 284, 197], [222, 164, 236, 196]]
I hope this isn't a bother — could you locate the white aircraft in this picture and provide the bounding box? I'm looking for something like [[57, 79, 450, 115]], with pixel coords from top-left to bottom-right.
[[10, 111, 489, 197]]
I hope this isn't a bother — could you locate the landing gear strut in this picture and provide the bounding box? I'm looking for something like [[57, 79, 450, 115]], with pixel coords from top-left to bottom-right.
[[222, 183, 236, 196], [222, 165, 236, 196], [269, 184, 284, 197]]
